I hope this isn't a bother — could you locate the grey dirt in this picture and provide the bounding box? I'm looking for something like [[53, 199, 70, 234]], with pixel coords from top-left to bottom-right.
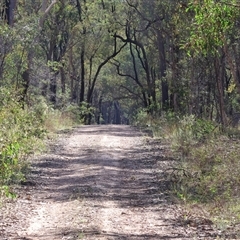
[[0, 125, 216, 239]]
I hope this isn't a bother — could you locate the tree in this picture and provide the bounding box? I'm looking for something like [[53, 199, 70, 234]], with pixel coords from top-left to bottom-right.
[[2, 0, 17, 27], [66, 0, 127, 123], [184, 0, 240, 125]]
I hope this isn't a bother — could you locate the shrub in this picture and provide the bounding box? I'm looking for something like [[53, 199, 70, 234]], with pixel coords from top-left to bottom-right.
[[170, 134, 240, 227], [0, 88, 46, 196], [157, 114, 240, 229], [170, 115, 217, 157]]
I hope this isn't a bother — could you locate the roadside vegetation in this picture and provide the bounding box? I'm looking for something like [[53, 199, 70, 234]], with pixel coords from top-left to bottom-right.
[[135, 111, 240, 234], [1, 0, 240, 236], [0, 88, 85, 198]]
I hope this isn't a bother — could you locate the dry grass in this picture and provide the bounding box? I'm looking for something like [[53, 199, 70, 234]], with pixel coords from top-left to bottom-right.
[[43, 110, 76, 133], [149, 115, 240, 233]]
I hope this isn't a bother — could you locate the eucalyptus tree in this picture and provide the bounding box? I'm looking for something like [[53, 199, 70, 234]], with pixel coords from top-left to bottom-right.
[[0, 0, 17, 82], [112, 0, 187, 115], [1, 0, 17, 26], [112, 0, 163, 114], [183, 0, 240, 125], [0, 0, 35, 95], [39, 0, 76, 104], [66, 0, 127, 123], [0, 0, 61, 104]]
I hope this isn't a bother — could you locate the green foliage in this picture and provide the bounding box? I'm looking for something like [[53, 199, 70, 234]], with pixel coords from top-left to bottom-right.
[[74, 102, 95, 124], [132, 109, 149, 127], [170, 115, 217, 156], [39, 104, 77, 133], [0, 88, 83, 196], [0, 88, 45, 195], [185, 0, 239, 55], [42, 102, 95, 133], [0, 185, 16, 199], [164, 116, 240, 227], [171, 138, 240, 207], [149, 112, 178, 138], [78, 102, 95, 121], [47, 61, 62, 72]]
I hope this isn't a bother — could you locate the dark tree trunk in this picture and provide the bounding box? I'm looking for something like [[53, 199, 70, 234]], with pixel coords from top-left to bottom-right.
[[113, 101, 121, 124], [80, 48, 85, 103], [4, 0, 17, 27], [129, 43, 148, 108], [60, 66, 66, 94], [215, 54, 227, 127], [171, 43, 180, 112], [108, 103, 112, 124], [97, 96, 103, 124], [50, 73, 57, 104], [157, 30, 168, 111], [20, 69, 30, 105], [87, 37, 126, 105]]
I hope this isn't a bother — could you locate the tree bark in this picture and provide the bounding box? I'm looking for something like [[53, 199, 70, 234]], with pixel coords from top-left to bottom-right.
[[80, 48, 85, 103], [4, 0, 17, 27], [214, 55, 227, 127], [156, 30, 168, 111], [223, 40, 240, 94], [39, 0, 57, 28], [60, 66, 66, 94]]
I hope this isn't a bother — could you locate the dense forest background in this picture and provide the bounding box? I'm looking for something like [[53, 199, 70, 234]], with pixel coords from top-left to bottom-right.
[[1, 0, 240, 230], [2, 0, 240, 125]]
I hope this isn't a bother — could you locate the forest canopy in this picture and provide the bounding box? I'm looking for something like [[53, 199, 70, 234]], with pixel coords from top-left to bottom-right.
[[1, 1, 240, 228], [0, 0, 240, 125]]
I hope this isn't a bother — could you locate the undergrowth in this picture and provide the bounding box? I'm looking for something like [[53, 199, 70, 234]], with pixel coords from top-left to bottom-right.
[[0, 89, 46, 197], [137, 112, 240, 233], [0, 90, 80, 198]]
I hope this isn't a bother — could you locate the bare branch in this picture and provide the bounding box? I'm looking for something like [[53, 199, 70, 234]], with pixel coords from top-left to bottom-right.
[[112, 59, 136, 81], [126, 0, 164, 32], [39, 0, 58, 28], [120, 84, 143, 100], [87, 35, 127, 102]]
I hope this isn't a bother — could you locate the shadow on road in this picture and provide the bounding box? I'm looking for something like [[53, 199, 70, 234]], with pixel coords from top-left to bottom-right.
[[28, 125, 223, 239]]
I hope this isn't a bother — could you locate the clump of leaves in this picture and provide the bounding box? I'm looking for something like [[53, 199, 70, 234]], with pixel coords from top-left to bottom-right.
[[132, 109, 149, 127], [170, 135, 240, 228], [0, 88, 46, 196], [43, 102, 95, 133], [185, 0, 239, 56], [161, 114, 240, 229], [150, 111, 177, 138], [133, 110, 178, 138], [170, 115, 217, 157]]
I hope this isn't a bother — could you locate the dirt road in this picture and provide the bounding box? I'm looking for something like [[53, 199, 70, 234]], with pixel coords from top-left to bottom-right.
[[0, 125, 216, 239]]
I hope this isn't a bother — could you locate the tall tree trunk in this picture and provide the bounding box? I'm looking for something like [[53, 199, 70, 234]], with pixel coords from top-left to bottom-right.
[[4, 0, 17, 27], [215, 55, 227, 127], [39, 0, 57, 28], [80, 48, 85, 103], [157, 30, 168, 111], [69, 46, 78, 102], [87, 37, 126, 105], [171, 42, 180, 112], [50, 73, 57, 105], [97, 95, 103, 124], [223, 40, 240, 94], [60, 66, 65, 94], [113, 101, 121, 124], [108, 102, 112, 124], [19, 0, 58, 103], [134, 41, 153, 108], [129, 43, 148, 108]]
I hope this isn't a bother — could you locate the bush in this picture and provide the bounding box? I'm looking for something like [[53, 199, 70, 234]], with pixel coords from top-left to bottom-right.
[[169, 131, 240, 227], [154, 114, 240, 228], [171, 115, 217, 157], [0, 89, 46, 196]]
